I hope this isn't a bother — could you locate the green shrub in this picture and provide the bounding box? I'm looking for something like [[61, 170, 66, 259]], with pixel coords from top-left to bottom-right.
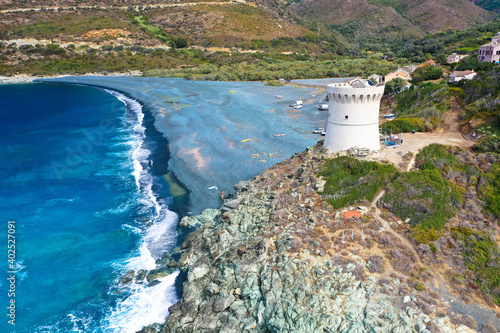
[[381, 117, 424, 134], [264, 80, 284, 86], [456, 230, 500, 305], [415, 144, 459, 170], [452, 226, 473, 239], [481, 164, 500, 218], [318, 157, 398, 209], [411, 226, 441, 244], [410, 65, 443, 84], [381, 169, 456, 230]]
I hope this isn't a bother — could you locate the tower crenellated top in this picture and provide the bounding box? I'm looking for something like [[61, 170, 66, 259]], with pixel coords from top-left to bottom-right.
[[327, 78, 385, 105]]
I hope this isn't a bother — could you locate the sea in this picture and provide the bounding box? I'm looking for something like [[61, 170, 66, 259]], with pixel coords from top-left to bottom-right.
[[0, 77, 329, 332], [0, 82, 181, 332]]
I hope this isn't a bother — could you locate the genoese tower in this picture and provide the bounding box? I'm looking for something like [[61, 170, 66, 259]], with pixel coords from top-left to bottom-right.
[[323, 78, 385, 152]]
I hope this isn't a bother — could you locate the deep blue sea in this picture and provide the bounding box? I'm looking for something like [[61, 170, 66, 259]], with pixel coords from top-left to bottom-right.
[[0, 83, 180, 332], [0, 77, 330, 332]]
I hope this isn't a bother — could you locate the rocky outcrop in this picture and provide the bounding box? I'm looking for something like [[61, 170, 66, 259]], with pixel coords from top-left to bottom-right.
[[162, 144, 490, 333]]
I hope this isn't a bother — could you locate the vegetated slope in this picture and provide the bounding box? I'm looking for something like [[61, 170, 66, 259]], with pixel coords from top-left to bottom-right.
[[471, 0, 500, 12], [451, 66, 500, 153], [0, 3, 319, 48], [161, 143, 500, 333], [290, 0, 494, 42], [146, 5, 309, 47]]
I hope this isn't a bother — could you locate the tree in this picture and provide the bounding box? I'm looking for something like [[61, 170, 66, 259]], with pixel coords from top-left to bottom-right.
[[175, 38, 187, 49], [385, 78, 407, 95]]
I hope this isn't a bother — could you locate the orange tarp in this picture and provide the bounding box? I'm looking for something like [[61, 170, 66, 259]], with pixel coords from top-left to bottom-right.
[[344, 211, 361, 220]]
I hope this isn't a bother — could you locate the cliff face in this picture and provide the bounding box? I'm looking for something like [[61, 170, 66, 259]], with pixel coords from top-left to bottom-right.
[[162, 143, 498, 333]]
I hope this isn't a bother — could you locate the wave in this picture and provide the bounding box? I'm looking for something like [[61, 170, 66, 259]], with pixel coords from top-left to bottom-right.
[[101, 90, 179, 332], [104, 270, 180, 333]]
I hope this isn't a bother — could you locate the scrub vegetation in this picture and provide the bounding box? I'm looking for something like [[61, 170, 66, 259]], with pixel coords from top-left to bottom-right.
[[383, 81, 451, 134], [452, 227, 500, 305], [317, 157, 397, 209]]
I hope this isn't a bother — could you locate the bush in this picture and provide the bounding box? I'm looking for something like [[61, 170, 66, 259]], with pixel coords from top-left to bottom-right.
[[454, 230, 500, 305], [481, 163, 500, 218], [429, 243, 438, 253], [410, 65, 443, 84], [411, 226, 441, 244], [381, 117, 424, 134], [384, 77, 407, 95], [264, 80, 284, 86], [415, 144, 459, 170], [175, 38, 187, 49], [381, 169, 456, 230], [318, 157, 398, 209]]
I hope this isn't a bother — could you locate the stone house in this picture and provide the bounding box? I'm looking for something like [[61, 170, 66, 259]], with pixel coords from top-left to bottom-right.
[[368, 74, 383, 84]]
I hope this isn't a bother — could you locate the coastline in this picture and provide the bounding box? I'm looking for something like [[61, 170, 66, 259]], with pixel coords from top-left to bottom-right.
[[38, 76, 329, 214], [0, 71, 142, 85], [4, 78, 499, 332]]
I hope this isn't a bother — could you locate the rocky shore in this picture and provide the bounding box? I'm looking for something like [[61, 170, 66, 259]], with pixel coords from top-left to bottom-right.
[[157, 143, 497, 333]]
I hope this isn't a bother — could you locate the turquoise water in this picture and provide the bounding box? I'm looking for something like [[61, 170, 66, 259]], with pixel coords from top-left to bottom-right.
[[0, 77, 330, 332], [0, 83, 180, 332]]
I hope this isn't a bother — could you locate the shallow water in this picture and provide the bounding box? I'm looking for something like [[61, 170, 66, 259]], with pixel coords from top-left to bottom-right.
[[45, 77, 330, 213]]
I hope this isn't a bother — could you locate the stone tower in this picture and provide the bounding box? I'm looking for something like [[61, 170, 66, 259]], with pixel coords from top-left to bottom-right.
[[323, 78, 385, 153]]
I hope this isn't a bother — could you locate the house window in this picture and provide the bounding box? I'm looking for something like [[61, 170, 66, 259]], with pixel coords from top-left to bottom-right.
[[345, 115, 348, 119], [496, 50, 500, 55]]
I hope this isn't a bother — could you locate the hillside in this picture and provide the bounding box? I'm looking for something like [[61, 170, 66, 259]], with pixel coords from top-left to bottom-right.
[[158, 142, 500, 333], [290, 0, 495, 43], [472, 0, 500, 13], [0, 2, 311, 47]]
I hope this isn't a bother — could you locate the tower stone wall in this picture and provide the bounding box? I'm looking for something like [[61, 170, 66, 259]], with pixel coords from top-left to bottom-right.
[[323, 79, 385, 152]]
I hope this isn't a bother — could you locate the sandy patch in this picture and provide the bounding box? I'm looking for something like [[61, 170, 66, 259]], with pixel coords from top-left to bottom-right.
[[179, 147, 207, 169]]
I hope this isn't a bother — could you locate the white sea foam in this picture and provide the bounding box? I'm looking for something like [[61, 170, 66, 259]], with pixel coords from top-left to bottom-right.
[[67, 313, 92, 333], [102, 89, 180, 332], [122, 241, 157, 273], [105, 270, 179, 333]]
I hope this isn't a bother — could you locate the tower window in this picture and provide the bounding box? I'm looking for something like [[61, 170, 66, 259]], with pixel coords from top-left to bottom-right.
[[345, 115, 348, 119]]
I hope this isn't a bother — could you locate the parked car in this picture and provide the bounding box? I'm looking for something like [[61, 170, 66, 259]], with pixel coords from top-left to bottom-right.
[[313, 128, 325, 134]]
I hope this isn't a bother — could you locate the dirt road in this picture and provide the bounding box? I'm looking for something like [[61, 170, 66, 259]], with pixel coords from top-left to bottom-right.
[[371, 96, 473, 169]]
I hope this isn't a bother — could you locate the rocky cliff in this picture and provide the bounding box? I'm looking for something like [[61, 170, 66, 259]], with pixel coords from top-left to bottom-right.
[[160, 143, 499, 333]]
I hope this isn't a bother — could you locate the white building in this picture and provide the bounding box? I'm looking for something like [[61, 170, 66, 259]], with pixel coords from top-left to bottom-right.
[[478, 32, 500, 63], [323, 78, 385, 153], [447, 53, 468, 64], [449, 70, 477, 82]]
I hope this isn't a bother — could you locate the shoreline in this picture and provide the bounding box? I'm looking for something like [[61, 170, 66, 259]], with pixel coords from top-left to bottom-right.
[[0, 71, 142, 85]]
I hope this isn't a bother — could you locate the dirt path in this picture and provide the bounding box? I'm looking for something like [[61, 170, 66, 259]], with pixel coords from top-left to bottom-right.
[[371, 96, 473, 169], [437, 96, 462, 133], [370, 190, 423, 265]]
